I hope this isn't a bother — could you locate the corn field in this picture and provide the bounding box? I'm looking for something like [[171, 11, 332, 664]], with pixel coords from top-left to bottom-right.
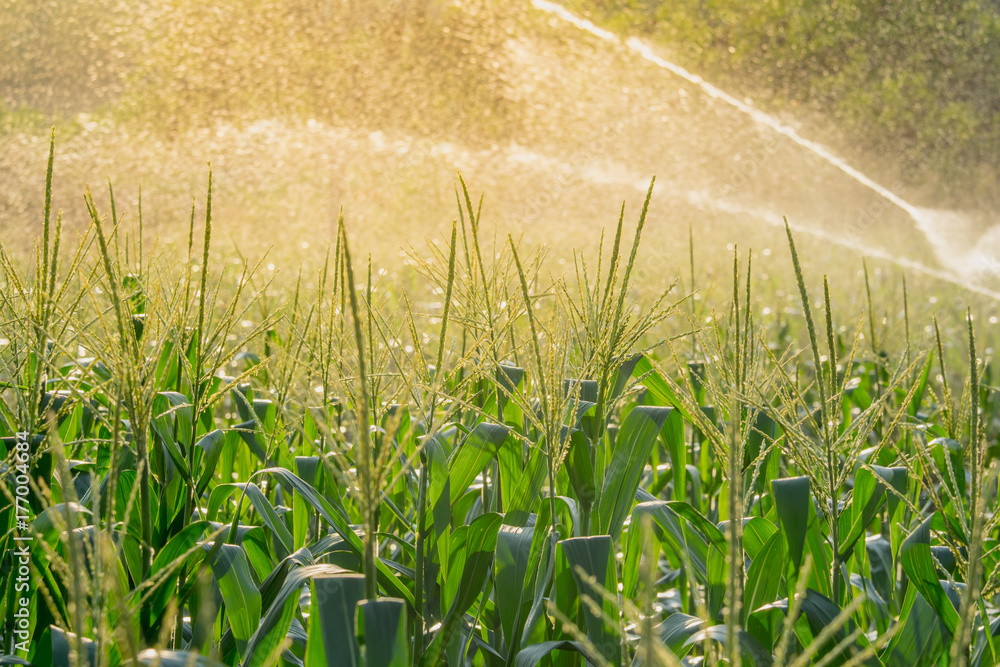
[[1, 137, 999, 667]]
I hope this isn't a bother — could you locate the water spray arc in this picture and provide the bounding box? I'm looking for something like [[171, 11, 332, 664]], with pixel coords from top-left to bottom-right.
[[532, 0, 996, 287]]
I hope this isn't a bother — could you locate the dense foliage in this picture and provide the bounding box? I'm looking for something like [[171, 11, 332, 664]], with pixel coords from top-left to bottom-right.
[[2, 141, 1000, 666], [572, 0, 1000, 209]]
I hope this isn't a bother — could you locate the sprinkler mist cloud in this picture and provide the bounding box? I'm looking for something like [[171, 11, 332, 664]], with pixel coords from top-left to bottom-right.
[[532, 0, 998, 291]]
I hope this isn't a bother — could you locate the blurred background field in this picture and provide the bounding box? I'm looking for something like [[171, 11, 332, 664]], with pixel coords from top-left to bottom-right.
[[1, 0, 999, 344]]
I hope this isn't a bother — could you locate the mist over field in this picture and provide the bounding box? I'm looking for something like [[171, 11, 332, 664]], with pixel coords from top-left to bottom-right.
[[2, 0, 997, 291], [5, 2, 1000, 666]]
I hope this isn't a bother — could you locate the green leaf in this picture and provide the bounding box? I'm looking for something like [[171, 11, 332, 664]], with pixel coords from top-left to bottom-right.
[[32, 627, 97, 667], [659, 407, 686, 502], [244, 564, 346, 667], [626, 500, 717, 586], [234, 419, 269, 465], [499, 433, 527, 517], [706, 524, 728, 619], [448, 422, 509, 506], [0, 658, 32, 666], [358, 598, 408, 667], [881, 585, 948, 667], [514, 641, 599, 667], [756, 589, 874, 666], [149, 520, 209, 622], [427, 512, 502, 663], [610, 353, 645, 403], [685, 625, 774, 666], [496, 364, 526, 428], [899, 515, 960, 636], [593, 406, 673, 539], [496, 524, 534, 658], [565, 429, 596, 513], [304, 573, 365, 667], [503, 439, 548, 529], [33, 503, 92, 546], [743, 517, 778, 561], [631, 354, 694, 422], [866, 536, 895, 608], [206, 544, 261, 656], [656, 613, 703, 657], [194, 429, 226, 495], [772, 476, 810, 586], [838, 465, 894, 559], [240, 482, 294, 558], [444, 512, 503, 620], [151, 391, 193, 478], [908, 351, 935, 417], [558, 536, 620, 665], [257, 468, 413, 604], [745, 531, 783, 619]]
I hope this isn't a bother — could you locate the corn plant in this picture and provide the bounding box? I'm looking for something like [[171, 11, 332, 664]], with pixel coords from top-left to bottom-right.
[[2, 141, 1000, 667]]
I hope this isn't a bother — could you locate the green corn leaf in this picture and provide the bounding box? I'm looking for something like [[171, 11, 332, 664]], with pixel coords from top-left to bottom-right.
[[498, 432, 526, 518], [206, 543, 261, 656], [899, 515, 961, 636], [626, 500, 715, 586], [496, 364, 526, 431], [908, 351, 935, 417], [427, 512, 502, 664], [244, 563, 346, 667], [148, 520, 209, 622], [0, 657, 33, 666], [564, 428, 596, 513], [558, 535, 620, 665], [31, 627, 97, 667], [772, 476, 810, 587], [304, 573, 366, 667], [443, 512, 503, 620], [496, 524, 535, 658], [194, 428, 226, 496], [881, 585, 948, 667], [743, 517, 778, 561], [745, 531, 783, 619], [592, 405, 673, 539], [660, 407, 686, 503], [622, 509, 661, 599], [258, 468, 413, 604], [240, 482, 294, 557], [756, 589, 876, 666], [838, 465, 895, 560], [358, 598, 408, 667], [630, 354, 694, 422], [502, 440, 548, 528], [206, 481, 293, 559], [685, 625, 774, 666], [513, 640, 599, 667], [448, 422, 509, 506], [656, 613, 703, 657]]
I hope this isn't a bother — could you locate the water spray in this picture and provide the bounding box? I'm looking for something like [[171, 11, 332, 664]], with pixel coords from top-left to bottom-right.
[[532, 0, 997, 292]]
